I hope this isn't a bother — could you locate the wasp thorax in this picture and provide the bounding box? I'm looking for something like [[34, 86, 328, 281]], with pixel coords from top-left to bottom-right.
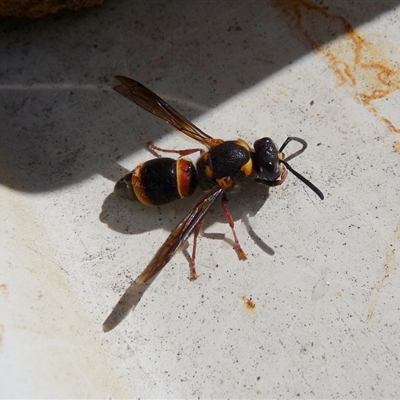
[[253, 137, 281, 181]]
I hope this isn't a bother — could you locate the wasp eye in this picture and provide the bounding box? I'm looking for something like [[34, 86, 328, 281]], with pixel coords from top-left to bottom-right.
[[262, 160, 281, 181]]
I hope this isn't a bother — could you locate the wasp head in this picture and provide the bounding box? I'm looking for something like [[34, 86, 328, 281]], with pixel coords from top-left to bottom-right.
[[253, 137, 283, 182]]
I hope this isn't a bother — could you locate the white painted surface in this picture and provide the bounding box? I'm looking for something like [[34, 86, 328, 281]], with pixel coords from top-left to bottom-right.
[[1, 1, 400, 398]]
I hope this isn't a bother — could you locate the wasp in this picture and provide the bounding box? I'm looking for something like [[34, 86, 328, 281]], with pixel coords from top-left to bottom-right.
[[103, 76, 323, 331]]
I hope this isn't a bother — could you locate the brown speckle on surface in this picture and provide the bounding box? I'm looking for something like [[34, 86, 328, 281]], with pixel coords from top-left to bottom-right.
[[241, 295, 256, 310]]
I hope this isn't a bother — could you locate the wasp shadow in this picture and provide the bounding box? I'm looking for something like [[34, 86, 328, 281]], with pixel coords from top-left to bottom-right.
[[100, 179, 275, 252], [101, 180, 276, 332], [100, 189, 203, 236]]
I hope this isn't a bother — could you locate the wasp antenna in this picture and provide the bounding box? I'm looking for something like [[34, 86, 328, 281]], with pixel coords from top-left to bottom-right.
[[281, 160, 324, 200], [279, 136, 307, 153]]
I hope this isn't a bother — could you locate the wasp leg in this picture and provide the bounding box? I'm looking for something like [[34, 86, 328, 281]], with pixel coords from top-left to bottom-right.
[[188, 220, 203, 281], [221, 194, 247, 261], [147, 141, 205, 158]]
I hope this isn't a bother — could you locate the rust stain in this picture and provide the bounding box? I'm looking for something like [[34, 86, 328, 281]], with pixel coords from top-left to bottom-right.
[[364, 221, 399, 322], [272, 0, 400, 134], [241, 295, 256, 310], [393, 141, 400, 154]]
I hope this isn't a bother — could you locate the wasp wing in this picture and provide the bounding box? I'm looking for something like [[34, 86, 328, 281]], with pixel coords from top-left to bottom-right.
[[103, 185, 225, 332], [137, 185, 225, 283], [113, 76, 220, 148]]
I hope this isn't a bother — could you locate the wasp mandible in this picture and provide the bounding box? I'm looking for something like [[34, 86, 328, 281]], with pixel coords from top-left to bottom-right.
[[103, 76, 323, 331]]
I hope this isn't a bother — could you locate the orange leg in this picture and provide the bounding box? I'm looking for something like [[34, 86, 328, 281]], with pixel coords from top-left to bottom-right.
[[221, 194, 247, 261], [147, 141, 204, 158], [188, 220, 203, 280]]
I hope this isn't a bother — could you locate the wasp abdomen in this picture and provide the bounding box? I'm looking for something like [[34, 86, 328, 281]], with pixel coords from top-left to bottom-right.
[[114, 158, 198, 206], [114, 171, 136, 201]]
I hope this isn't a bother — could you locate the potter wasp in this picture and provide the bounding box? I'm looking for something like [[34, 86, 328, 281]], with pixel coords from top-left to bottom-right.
[[103, 76, 323, 331]]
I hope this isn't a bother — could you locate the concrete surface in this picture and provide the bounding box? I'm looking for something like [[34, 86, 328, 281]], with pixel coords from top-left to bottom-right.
[[1, 0, 400, 398]]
